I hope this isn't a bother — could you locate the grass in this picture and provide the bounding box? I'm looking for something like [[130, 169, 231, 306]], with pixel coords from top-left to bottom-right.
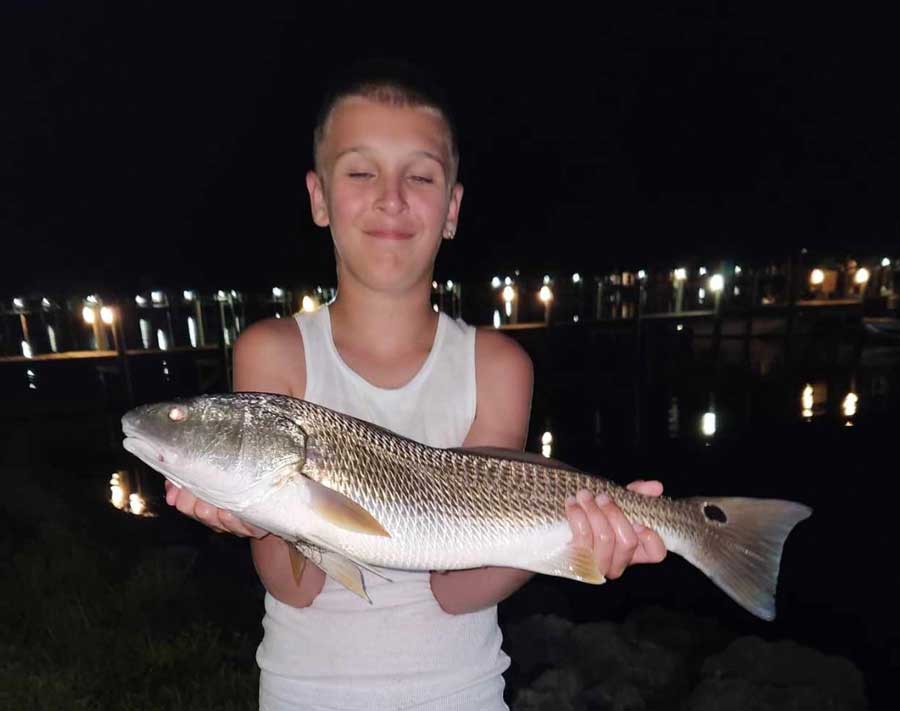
[[0, 465, 261, 710]]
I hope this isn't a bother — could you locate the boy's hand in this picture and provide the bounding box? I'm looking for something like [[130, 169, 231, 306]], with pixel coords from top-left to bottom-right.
[[164, 480, 269, 538], [565, 480, 667, 580]]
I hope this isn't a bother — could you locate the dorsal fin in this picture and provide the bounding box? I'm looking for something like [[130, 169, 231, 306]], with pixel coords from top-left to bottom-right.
[[449, 446, 585, 474]]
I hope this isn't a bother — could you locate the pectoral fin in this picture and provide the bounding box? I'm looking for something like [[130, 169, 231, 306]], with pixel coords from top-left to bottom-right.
[[303, 477, 391, 538], [526, 544, 606, 585]]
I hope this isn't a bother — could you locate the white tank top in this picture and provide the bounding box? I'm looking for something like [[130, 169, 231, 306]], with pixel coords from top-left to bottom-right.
[[256, 305, 510, 711]]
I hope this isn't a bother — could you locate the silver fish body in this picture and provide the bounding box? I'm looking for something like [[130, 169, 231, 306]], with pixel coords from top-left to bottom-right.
[[122, 392, 812, 621]]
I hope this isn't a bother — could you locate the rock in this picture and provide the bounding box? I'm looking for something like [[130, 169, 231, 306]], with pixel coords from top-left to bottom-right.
[[688, 636, 867, 711], [505, 614, 576, 676]]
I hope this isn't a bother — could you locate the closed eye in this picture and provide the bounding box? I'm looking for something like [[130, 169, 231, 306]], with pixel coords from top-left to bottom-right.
[[409, 175, 434, 184]]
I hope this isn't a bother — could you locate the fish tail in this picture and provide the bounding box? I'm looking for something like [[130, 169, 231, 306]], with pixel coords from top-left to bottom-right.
[[675, 497, 812, 621]]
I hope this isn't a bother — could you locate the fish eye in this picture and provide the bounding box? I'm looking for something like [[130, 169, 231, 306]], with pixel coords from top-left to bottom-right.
[[168, 406, 187, 422]]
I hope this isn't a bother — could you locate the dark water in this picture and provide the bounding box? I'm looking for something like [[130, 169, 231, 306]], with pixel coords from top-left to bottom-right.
[[3, 317, 898, 708]]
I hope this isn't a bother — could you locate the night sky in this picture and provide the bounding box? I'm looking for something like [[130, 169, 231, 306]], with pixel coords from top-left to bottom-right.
[[3, 2, 898, 295]]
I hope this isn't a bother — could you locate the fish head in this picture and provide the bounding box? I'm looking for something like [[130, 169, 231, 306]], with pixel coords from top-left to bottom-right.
[[121, 393, 309, 512]]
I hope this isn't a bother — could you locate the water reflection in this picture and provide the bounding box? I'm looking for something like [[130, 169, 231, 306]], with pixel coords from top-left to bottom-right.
[[109, 469, 155, 517]]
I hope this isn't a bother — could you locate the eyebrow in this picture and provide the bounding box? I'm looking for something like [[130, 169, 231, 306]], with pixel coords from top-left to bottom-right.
[[334, 146, 447, 170]]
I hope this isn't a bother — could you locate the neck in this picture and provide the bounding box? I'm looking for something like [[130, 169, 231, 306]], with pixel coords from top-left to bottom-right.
[[328, 273, 438, 356]]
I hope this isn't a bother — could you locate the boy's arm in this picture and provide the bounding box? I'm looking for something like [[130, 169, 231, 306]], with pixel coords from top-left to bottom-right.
[[428, 329, 667, 615]]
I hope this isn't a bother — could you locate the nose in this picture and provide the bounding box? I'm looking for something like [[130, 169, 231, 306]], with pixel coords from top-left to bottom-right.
[[373, 174, 407, 215]]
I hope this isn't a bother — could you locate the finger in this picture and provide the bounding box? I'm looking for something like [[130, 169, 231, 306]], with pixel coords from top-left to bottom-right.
[[626, 480, 664, 497], [194, 500, 225, 532], [577, 489, 615, 578], [632, 526, 668, 564], [598, 499, 639, 579], [565, 496, 592, 550], [219, 510, 267, 538], [165, 481, 180, 506], [174, 489, 198, 518]]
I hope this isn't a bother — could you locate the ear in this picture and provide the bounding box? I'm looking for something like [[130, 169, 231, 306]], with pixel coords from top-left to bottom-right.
[[443, 182, 464, 240], [306, 170, 330, 227]]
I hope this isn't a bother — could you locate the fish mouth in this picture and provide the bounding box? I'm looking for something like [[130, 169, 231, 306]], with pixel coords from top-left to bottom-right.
[[122, 434, 189, 489]]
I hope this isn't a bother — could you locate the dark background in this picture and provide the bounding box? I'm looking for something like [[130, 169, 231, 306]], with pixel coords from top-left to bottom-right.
[[2, 1, 898, 295]]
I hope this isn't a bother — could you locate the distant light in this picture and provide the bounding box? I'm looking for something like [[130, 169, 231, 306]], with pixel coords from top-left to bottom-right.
[[41, 298, 51, 308], [86, 294, 99, 304], [26, 368, 37, 390], [676, 323, 684, 331], [100, 306, 114, 325], [543, 275, 551, 285], [139, 319, 152, 349], [183, 290, 195, 302], [135, 295, 148, 307], [572, 273, 581, 284], [157, 329, 169, 351], [882, 258, 891, 268], [110, 472, 127, 510], [573, 315, 580, 323], [698, 288, 706, 301], [810, 269, 825, 286], [734, 286, 741, 297], [698, 267, 707, 276], [274, 313, 281, 318], [504, 276, 512, 286], [151, 291, 164, 305], [842, 392, 858, 418], [13, 297, 24, 309], [502, 286, 516, 303], [433, 303, 439, 312], [637, 270, 646, 280], [446, 280, 454, 290], [492, 310, 501, 328], [129, 493, 146, 516], [223, 328, 232, 346], [701, 412, 716, 437], [216, 290, 227, 301], [47, 325, 57, 353], [230, 290, 238, 299], [505, 301, 512, 317], [709, 274, 724, 293], [21, 341, 33, 359], [301, 295, 317, 312], [187, 316, 198, 348], [541, 444, 552, 458], [491, 276, 501, 289], [734, 265, 742, 275], [854, 268, 870, 285], [82, 306, 96, 324], [272, 287, 284, 299], [432, 281, 438, 290], [674, 268, 687, 281], [801, 384, 814, 417], [539, 286, 553, 303], [541, 431, 553, 445]]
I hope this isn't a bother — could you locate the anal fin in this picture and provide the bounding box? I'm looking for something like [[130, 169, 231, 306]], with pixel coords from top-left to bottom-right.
[[526, 544, 606, 585], [288, 544, 307, 586], [294, 541, 373, 603]]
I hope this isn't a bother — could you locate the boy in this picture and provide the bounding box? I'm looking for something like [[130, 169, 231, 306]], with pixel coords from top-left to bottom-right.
[[166, 61, 666, 710]]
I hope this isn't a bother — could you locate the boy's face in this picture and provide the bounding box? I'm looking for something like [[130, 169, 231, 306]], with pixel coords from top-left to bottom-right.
[[306, 97, 463, 294]]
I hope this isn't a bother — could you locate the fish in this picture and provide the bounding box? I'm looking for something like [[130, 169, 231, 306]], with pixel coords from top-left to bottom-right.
[[121, 392, 812, 621]]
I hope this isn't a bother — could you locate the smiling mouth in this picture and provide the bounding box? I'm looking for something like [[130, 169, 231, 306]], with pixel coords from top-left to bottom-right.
[[365, 229, 415, 240]]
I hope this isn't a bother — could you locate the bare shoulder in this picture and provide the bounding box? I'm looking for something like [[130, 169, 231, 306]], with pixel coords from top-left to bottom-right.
[[466, 327, 534, 448], [474, 327, 534, 388], [233, 316, 306, 397]]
